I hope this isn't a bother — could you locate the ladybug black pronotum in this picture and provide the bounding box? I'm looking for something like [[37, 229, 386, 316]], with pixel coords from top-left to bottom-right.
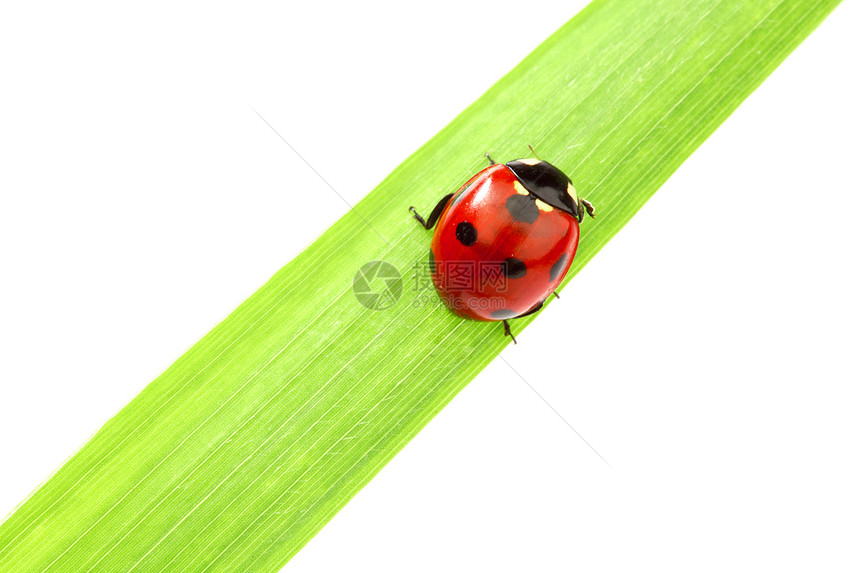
[[409, 151, 594, 343]]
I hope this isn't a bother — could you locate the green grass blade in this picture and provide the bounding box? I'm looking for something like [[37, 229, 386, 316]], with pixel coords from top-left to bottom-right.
[[0, 0, 840, 570]]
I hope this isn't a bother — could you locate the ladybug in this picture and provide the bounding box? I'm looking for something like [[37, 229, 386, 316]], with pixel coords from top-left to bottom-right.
[[409, 151, 594, 343]]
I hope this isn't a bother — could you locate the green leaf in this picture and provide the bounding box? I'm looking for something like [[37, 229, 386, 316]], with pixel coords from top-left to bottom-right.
[[0, 0, 840, 570]]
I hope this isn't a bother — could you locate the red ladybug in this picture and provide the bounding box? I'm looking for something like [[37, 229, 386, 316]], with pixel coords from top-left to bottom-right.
[[409, 151, 594, 343]]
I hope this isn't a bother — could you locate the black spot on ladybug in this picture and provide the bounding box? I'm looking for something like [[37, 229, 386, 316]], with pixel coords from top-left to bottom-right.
[[491, 309, 518, 320], [502, 257, 527, 279], [505, 195, 539, 224], [549, 253, 567, 282], [455, 222, 478, 246]]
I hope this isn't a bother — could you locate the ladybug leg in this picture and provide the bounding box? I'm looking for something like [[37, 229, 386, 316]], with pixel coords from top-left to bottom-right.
[[552, 291, 560, 299], [409, 193, 454, 230], [501, 300, 547, 343], [485, 152, 496, 165], [502, 320, 517, 345], [580, 198, 596, 219]]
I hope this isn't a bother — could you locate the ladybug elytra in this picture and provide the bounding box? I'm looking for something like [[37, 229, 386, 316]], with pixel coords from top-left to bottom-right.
[[409, 151, 594, 343]]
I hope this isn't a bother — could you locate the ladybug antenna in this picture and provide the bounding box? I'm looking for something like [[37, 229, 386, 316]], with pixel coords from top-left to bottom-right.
[[528, 144, 542, 161]]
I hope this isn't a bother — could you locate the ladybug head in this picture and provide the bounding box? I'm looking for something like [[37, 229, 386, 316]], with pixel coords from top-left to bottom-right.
[[505, 158, 588, 222]]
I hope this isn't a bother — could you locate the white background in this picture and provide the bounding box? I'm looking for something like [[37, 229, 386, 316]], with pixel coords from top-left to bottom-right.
[[1, 1, 858, 571]]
